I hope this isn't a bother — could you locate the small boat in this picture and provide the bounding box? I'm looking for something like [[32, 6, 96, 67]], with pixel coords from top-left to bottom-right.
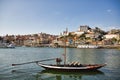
[[36, 61, 106, 72], [0, 42, 15, 48], [6, 44, 15, 48]]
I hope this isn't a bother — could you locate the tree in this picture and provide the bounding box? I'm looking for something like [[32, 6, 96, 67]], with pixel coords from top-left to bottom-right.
[[79, 33, 86, 40], [0, 37, 3, 41], [6, 39, 10, 43], [78, 33, 86, 44], [111, 37, 117, 44]]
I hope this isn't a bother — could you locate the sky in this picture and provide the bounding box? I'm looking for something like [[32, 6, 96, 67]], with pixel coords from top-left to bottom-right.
[[0, 0, 120, 36]]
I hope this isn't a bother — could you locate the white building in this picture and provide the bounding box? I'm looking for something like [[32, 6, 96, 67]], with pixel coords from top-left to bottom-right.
[[69, 31, 84, 37], [74, 31, 84, 36], [104, 34, 119, 40]]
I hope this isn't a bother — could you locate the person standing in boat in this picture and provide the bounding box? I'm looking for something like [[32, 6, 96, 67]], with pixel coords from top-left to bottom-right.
[[56, 58, 62, 65]]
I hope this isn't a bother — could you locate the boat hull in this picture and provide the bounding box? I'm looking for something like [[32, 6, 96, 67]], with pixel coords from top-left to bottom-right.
[[40, 69, 104, 75], [37, 63, 106, 72]]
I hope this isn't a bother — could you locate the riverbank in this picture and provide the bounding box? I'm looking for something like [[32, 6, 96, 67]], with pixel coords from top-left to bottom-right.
[[55, 45, 120, 49], [6, 44, 119, 49], [34, 44, 120, 49], [99, 45, 120, 49]]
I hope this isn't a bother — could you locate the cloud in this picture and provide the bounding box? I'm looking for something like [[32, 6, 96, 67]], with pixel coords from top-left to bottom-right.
[[107, 9, 112, 13], [109, 26, 120, 29]]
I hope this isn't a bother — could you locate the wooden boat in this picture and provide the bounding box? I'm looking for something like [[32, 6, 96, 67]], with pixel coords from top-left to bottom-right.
[[40, 69, 104, 75], [36, 61, 106, 71]]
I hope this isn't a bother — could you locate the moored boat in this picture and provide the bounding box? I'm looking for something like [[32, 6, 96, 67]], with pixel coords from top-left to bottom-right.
[[36, 61, 106, 71], [0, 43, 15, 48], [6, 44, 15, 48]]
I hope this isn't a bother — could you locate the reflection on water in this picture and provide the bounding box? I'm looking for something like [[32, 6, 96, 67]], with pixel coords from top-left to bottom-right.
[[37, 70, 104, 80], [10, 69, 104, 80]]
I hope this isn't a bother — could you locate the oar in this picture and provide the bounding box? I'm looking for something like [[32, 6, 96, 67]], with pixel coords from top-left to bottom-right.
[[12, 58, 57, 66]]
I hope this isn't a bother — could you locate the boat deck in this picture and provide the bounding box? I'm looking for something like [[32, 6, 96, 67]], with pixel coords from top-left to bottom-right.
[[46, 63, 105, 67]]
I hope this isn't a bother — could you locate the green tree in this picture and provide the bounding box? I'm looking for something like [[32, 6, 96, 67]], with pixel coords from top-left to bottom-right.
[[111, 37, 117, 44], [78, 33, 86, 44], [79, 33, 86, 40]]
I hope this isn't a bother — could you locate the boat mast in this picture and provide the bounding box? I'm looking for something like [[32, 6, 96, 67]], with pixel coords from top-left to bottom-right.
[[64, 35, 66, 65], [64, 28, 68, 65]]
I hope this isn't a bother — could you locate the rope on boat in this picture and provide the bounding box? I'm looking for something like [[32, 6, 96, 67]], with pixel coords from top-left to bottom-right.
[[12, 58, 57, 66]]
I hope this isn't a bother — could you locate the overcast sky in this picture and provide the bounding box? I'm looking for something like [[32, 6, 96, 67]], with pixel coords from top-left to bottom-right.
[[0, 0, 120, 36]]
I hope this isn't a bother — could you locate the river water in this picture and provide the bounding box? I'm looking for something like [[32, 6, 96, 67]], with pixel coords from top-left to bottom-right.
[[0, 47, 120, 80]]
